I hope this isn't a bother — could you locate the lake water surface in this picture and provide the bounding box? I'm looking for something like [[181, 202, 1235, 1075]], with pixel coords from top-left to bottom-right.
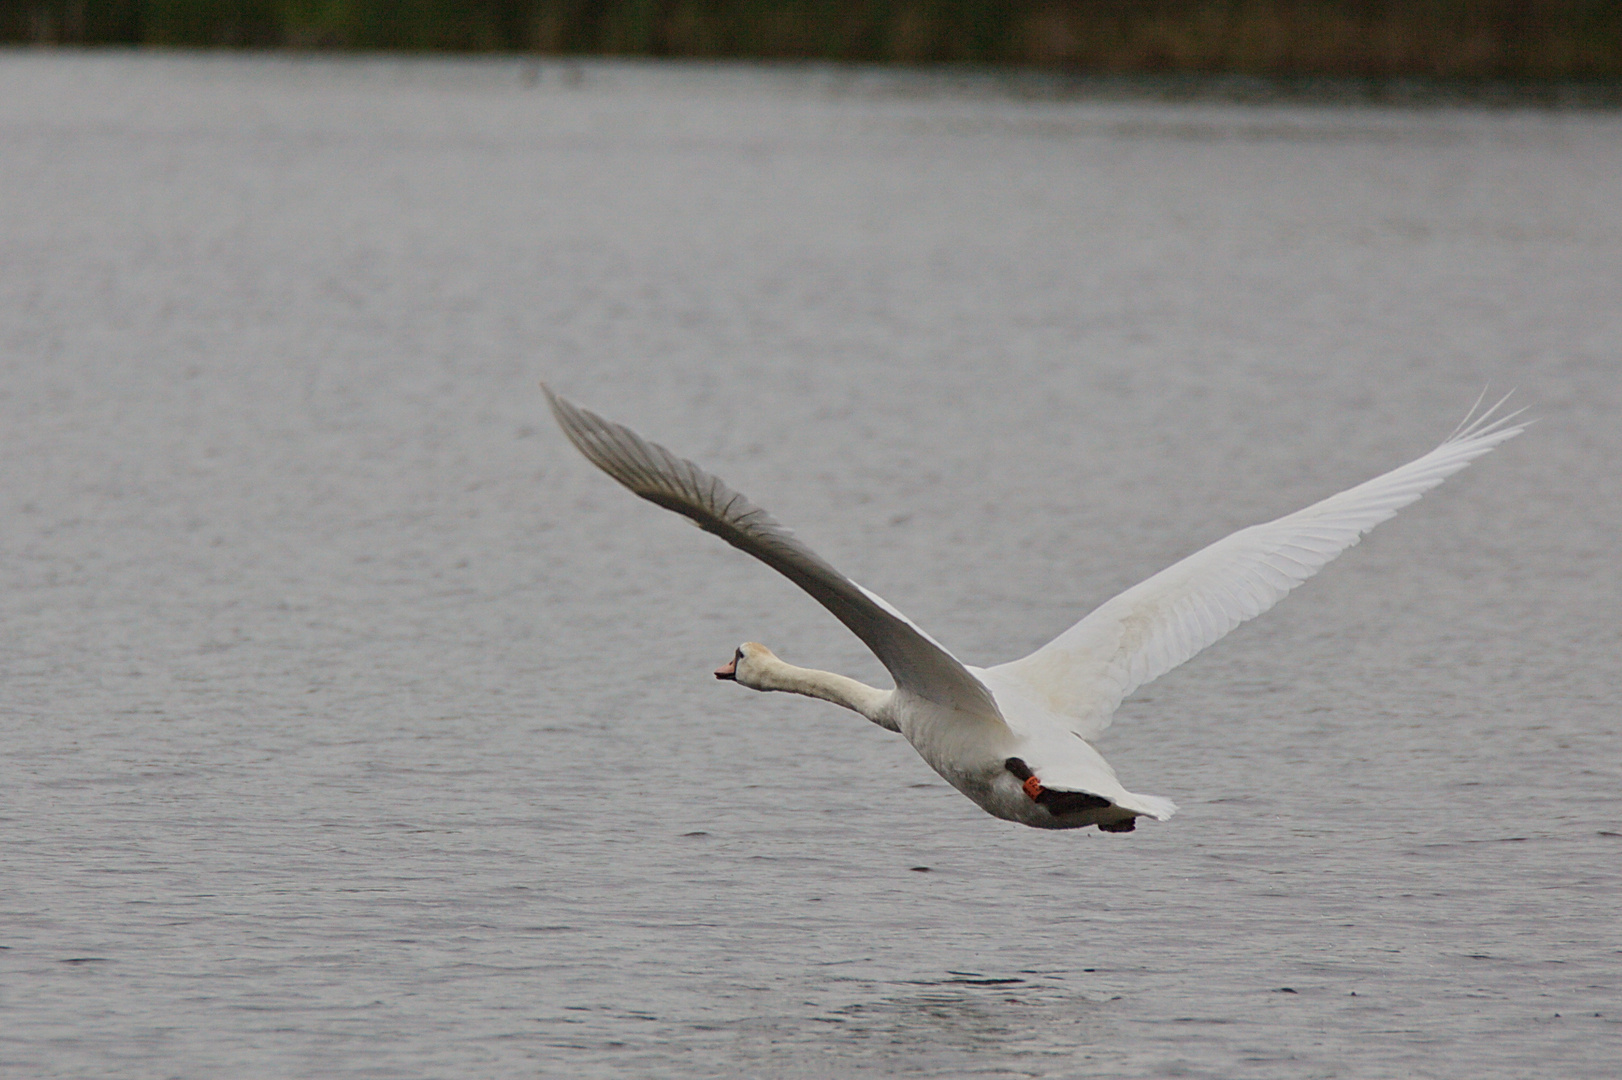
[[1, 53, 1619, 1078]]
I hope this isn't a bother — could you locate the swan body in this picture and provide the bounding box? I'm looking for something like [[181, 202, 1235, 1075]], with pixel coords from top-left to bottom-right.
[[546, 386, 1525, 832]]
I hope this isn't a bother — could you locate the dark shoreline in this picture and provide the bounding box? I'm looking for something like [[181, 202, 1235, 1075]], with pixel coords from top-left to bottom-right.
[[10, 47, 1621, 109], [8, 1, 1622, 86]]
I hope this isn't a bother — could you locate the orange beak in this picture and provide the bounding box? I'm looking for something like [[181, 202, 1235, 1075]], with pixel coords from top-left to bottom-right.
[[714, 658, 737, 680]]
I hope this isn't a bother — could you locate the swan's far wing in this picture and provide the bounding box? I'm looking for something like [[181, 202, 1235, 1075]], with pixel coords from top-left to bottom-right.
[[988, 398, 1528, 739], [545, 386, 1001, 719]]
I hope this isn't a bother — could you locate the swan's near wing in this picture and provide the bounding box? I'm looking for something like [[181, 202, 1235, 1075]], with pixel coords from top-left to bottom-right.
[[988, 398, 1528, 739], [545, 386, 1002, 718]]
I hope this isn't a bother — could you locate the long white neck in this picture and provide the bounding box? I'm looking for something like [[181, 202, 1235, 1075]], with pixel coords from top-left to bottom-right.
[[751, 657, 895, 729]]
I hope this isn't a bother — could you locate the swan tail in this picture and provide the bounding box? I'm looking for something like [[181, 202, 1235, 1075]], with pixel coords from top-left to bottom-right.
[[1118, 791, 1178, 821]]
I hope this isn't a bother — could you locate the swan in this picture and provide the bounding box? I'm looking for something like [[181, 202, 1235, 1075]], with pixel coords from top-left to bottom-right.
[[544, 386, 1525, 832]]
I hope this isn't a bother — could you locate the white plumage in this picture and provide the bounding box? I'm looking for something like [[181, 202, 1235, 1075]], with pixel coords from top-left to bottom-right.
[[546, 386, 1525, 832]]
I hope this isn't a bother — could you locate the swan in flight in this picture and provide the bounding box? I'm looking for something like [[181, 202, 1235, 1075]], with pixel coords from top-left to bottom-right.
[[544, 386, 1525, 832]]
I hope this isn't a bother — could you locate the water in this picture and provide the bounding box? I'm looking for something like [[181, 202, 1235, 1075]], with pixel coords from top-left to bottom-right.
[[1, 52, 1619, 1078]]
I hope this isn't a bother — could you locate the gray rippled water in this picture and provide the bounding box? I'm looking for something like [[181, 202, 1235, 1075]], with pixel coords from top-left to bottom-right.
[[1, 52, 1618, 1078]]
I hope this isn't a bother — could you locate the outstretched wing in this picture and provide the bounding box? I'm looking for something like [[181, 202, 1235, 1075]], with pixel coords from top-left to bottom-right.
[[545, 385, 1002, 719], [988, 397, 1528, 738]]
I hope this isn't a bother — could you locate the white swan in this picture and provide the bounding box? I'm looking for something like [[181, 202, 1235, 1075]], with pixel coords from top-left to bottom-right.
[[545, 386, 1525, 832]]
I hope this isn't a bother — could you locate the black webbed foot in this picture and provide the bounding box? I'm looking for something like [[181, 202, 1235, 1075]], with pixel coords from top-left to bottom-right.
[[1036, 788, 1112, 815]]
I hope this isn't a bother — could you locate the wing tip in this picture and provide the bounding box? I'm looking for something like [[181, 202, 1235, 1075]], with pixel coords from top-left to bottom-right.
[[542, 383, 672, 497], [539, 379, 568, 423], [1447, 388, 1532, 448]]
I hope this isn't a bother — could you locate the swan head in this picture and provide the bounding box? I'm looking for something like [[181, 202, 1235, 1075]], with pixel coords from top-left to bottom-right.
[[714, 642, 778, 690]]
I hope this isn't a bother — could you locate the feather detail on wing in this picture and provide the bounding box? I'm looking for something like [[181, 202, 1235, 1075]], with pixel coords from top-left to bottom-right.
[[988, 395, 1528, 739], [544, 385, 1003, 719]]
